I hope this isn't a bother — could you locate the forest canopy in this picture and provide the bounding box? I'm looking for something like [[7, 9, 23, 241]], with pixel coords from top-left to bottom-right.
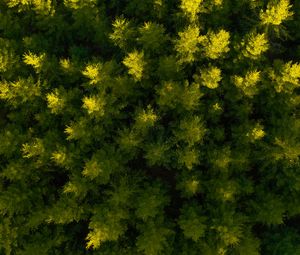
[[0, 0, 300, 254]]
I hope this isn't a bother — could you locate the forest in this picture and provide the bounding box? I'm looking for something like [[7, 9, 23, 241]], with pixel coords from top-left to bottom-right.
[[0, 0, 300, 254]]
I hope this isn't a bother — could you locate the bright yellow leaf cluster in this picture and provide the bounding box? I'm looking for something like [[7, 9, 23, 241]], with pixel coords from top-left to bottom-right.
[[199, 66, 222, 89], [109, 17, 134, 49], [135, 106, 158, 129], [233, 70, 261, 97], [82, 95, 106, 117], [271, 61, 300, 93], [246, 123, 265, 141], [175, 25, 203, 64], [260, 0, 293, 26], [180, 0, 203, 22], [280, 62, 300, 85], [23, 52, 46, 73], [82, 63, 102, 85], [202, 30, 230, 59], [86, 228, 110, 249], [46, 89, 65, 114], [51, 150, 67, 166], [64, 0, 96, 9], [123, 51, 146, 81], [241, 33, 269, 60], [6, 0, 53, 15], [22, 138, 45, 158]]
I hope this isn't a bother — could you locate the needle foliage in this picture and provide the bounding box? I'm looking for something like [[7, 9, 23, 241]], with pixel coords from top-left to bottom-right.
[[0, 0, 300, 254]]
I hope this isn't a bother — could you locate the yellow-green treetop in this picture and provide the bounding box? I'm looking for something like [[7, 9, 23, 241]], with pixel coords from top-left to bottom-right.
[[1, 0, 300, 254]]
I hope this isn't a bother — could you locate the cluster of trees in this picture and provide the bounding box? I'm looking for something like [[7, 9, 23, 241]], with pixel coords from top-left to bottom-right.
[[0, 0, 300, 254]]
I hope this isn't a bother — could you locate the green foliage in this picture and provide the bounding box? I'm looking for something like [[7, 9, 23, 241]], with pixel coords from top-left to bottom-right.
[[134, 105, 158, 130], [177, 147, 200, 170], [6, 0, 53, 15], [261, 227, 300, 255], [137, 22, 167, 52], [178, 203, 207, 241], [234, 234, 261, 255], [251, 192, 286, 225], [0, 38, 18, 74], [156, 80, 202, 111], [86, 206, 128, 249], [82, 146, 120, 184], [173, 115, 206, 147], [135, 181, 169, 221], [1, 0, 300, 254], [64, 0, 97, 10], [136, 218, 174, 255], [143, 139, 171, 167], [0, 77, 41, 107], [109, 17, 136, 50]]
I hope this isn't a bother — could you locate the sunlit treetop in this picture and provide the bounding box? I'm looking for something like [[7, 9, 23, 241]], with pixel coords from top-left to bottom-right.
[[212, 0, 223, 6], [51, 149, 67, 166], [82, 63, 103, 85], [22, 138, 45, 159], [270, 61, 300, 93], [46, 89, 65, 114], [63, 0, 97, 9], [180, 0, 204, 22], [175, 25, 204, 64], [122, 50, 146, 81], [173, 115, 206, 147], [1, 0, 300, 254], [201, 29, 230, 59], [246, 123, 266, 141], [0, 38, 17, 73], [23, 52, 46, 73], [6, 0, 53, 15], [260, 0, 293, 26], [233, 70, 261, 97], [144, 140, 170, 167], [109, 17, 136, 50], [0, 77, 41, 107], [194, 66, 222, 89], [134, 105, 159, 130], [241, 33, 269, 60], [156, 80, 202, 111], [82, 94, 106, 117], [59, 58, 74, 72]]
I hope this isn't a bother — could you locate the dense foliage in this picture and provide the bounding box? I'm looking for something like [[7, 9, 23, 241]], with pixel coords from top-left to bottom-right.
[[0, 0, 300, 254]]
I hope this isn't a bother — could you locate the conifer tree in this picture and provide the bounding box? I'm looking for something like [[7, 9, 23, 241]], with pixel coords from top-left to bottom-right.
[[0, 0, 300, 254]]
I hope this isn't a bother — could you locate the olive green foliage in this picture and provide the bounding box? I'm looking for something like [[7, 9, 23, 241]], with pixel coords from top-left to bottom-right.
[[0, 0, 300, 254]]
